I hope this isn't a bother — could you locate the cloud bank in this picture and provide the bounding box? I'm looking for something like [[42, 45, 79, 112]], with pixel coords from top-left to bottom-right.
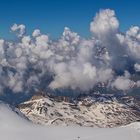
[[1, 9, 140, 99]]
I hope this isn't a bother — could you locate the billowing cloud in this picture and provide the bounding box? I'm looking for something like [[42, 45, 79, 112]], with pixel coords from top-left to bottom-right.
[[112, 71, 134, 91], [11, 24, 26, 37], [32, 29, 41, 37], [1, 9, 140, 100], [134, 63, 140, 72], [90, 9, 119, 39]]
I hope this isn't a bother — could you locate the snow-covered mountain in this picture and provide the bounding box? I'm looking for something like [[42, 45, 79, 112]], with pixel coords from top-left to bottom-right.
[[18, 93, 140, 127], [0, 102, 140, 140]]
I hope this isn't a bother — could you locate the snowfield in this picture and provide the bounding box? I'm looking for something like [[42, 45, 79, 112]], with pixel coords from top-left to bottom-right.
[[0, 103, 140, 140]]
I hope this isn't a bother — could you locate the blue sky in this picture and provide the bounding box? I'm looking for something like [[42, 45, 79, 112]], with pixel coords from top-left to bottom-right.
[[0, 0, 140, 39]]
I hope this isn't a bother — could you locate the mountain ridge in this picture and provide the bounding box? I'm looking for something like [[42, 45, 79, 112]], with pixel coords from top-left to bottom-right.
[[18, 92, 140, 127]]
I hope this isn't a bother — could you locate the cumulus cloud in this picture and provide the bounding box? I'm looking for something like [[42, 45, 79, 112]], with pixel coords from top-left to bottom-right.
[[32, 29, 41, 37], [90, 9, 119, 39], [11, 24, 26, 37], [49, 61, 113, 91], [134, 63, 140, 72], [1, 9, 140, 99], [112, 71, 134, 91], [116, 26, 140, 60]]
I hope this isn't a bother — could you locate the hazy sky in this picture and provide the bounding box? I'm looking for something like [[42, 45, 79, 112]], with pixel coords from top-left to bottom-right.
[[0, 0, 140, 39]]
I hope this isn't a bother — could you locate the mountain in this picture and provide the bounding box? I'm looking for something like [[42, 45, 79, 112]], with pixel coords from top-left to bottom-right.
[[18, 93, 140, 127], [0, 102, 140, 140]]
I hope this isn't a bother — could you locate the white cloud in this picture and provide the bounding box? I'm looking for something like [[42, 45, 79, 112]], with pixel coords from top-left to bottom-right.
[[90, 9, 119, 39], [1, 9, 140, 97], [32, 29, 41, 37], [11, 24, 26, 37], [112, 71, 134, 91], [134, 63, 140, 72]]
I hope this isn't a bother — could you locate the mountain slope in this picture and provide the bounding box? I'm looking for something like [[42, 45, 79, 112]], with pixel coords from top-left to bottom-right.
[[0, 102, 140, 140], [18, 93, 140, 127]]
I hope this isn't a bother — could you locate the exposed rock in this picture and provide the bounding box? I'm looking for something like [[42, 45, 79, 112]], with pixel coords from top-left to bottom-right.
[[18, 93, 140, 127]]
